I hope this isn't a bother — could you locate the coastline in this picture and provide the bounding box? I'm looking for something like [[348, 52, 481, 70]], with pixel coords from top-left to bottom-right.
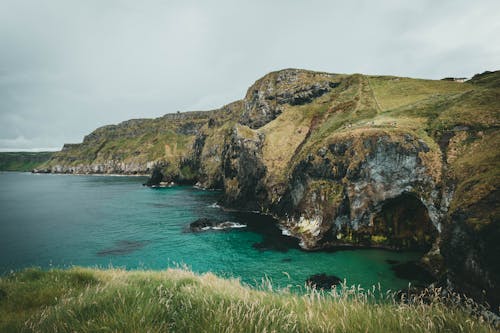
[[30, 171, 150, 177]]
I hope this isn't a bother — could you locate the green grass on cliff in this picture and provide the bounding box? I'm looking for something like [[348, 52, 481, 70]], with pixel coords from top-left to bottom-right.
[[0, 268, 496, 333], [0, 152, 54, 172]]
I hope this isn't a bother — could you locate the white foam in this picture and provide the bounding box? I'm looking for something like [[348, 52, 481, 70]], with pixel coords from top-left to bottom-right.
[[212, 222, 247, 230], [227, 223, 247, 229]]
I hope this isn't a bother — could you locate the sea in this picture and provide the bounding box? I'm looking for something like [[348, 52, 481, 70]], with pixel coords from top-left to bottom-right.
[[0, 172, 426, 291]]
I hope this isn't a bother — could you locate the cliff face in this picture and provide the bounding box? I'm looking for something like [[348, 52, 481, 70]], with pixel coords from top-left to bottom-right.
[[276, 133, 443, 250], [39, 111, 222, 175], [39, 69, 500, 308]]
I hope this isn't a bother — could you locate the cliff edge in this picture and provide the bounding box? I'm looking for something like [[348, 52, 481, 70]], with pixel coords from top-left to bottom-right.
[[37, 69, 500, 309]]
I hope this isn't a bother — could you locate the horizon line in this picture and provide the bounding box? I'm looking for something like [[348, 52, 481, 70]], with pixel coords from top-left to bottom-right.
[[0, 147, 61, 152]]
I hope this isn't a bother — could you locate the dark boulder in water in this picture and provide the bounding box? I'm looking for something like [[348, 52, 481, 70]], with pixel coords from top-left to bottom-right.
[[306, 273, 342, 289], [190, 218, 217, 232], [144, 167, 164, 186]]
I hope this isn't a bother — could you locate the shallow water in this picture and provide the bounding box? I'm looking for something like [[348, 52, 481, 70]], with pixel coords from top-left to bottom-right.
[[0, 172, 425, 290]]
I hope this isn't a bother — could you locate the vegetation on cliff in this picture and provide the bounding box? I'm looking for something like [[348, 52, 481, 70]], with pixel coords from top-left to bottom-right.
[[0, 267, 497, 333], [36, 69, 500, 309], [0, 152, 54, 172]]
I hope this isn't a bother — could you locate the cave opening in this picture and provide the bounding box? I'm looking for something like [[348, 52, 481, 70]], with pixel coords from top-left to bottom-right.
[[372, 193, 437, 251]]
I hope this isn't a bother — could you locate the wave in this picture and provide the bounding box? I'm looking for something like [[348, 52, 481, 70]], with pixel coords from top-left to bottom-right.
[[189, 218, 247, 232], [211, 221, 247, 230]]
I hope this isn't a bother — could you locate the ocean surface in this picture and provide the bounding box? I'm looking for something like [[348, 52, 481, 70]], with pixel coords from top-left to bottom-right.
[[0, 172, 426, 291]]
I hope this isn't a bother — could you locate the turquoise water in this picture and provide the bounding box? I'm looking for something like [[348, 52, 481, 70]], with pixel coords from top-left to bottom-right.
[[0, 172, 424, 290]]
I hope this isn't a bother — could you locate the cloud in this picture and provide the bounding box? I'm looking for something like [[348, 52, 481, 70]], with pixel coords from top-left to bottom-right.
[[0, 0, 498, 150], [0, 136, 59, 152]]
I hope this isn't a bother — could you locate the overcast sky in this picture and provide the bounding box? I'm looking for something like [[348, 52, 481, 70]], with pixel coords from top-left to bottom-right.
[[1, 0, 499, 151]]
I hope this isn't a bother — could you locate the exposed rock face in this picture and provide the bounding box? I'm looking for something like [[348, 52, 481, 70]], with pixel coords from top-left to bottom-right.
[[441, 190, 500, 309], [144, 166, 164, 186], [221, 125, 268, 211], [274, 134, 443, 250], [37, 68, 499, 309], [49, 160, 155, 175], [39, 110, 217, 175], [240, 69, 338, 129]]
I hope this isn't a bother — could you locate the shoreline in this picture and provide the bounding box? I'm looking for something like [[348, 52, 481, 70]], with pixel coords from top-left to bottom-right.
[[30, 171, 150, 177]]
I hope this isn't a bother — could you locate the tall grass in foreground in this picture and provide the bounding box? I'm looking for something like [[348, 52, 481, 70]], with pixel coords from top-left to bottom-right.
[[0, 267, 497, 332]]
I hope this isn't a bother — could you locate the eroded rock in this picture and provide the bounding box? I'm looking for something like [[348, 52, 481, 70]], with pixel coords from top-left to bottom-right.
[[240, 69, 339, 129], [277, 134, 443, 251]]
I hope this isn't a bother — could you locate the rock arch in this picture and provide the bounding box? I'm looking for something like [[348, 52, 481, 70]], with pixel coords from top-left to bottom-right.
[[283, 134, 447, 251], [369, 192, 438, 250]]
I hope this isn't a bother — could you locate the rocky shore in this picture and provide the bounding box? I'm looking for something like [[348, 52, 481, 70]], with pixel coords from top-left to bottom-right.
[[35, 68, 500, 310]]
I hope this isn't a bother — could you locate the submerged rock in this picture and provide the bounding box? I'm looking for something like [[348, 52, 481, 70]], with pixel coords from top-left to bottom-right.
[[386, 259, 400, 265], [97, 240, 149, 256], [306, 273, 342, 289], [252, 241, 291, 253], [389, 260, 434, 285]]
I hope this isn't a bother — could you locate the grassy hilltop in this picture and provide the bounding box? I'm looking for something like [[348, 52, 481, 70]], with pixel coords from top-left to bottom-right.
[[0, 267, 497, 333], [0, 152, 54, 172]]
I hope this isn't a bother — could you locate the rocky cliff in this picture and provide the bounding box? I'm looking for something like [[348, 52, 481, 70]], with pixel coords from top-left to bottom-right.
[[38, 68, 500, 309]]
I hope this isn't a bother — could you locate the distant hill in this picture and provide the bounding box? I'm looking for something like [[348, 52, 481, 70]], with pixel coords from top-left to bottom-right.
[[0, 151, 54, 171]]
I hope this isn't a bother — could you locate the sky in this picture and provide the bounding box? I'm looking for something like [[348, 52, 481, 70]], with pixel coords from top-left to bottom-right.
[[0, 0, 499, 151]]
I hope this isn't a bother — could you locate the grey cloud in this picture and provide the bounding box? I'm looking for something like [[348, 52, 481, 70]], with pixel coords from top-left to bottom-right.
[[0, 0, 498, 150]]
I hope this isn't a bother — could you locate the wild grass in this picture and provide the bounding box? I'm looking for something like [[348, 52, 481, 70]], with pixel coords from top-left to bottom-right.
[[0, 267, 496, 332], [368, 76, 471, 112]]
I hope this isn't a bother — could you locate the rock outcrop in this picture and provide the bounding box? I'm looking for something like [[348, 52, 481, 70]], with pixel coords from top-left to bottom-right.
[[306, 273, 342, 289], [221, 125, 268, 211], [276, 133, 443, 250], [37, 68, 500, 309], [240, 69, 339, 128]]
